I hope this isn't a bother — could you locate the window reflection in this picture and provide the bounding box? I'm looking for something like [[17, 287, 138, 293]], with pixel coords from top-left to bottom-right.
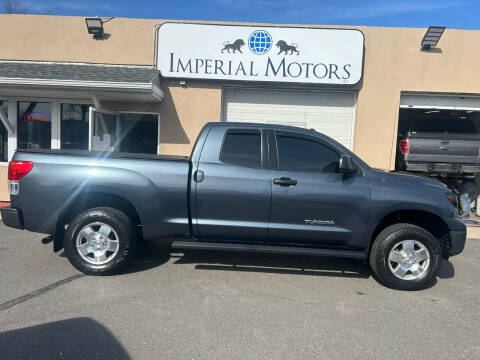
[[61, 104, 89, 150], [17, 102, 52, 150]]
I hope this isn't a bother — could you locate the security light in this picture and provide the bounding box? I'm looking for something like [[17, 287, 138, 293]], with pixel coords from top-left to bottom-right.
[[85, 18, 104, 36], [421, 26, 445, 50]]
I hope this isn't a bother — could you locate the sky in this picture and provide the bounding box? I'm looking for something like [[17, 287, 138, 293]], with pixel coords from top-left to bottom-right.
[[15, 0, 480, 29]]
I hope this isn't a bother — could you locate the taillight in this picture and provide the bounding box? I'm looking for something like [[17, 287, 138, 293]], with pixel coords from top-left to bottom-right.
[[8, 161, 33, 180], [399, 140, 410, 154]]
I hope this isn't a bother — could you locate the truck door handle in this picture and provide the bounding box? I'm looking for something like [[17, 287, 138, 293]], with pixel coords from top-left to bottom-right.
[[274, 177, 297, 186]]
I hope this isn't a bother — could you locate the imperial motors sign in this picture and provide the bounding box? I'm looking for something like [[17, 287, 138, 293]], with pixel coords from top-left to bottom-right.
[[156, 23, 364, 85]]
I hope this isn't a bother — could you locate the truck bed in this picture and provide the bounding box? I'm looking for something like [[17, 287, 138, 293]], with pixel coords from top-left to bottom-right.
[[16, 148, 190, 162], [11, 149, 192, 240]]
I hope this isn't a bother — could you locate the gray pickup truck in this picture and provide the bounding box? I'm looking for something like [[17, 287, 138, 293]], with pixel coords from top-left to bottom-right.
[[1, 122, 466, 290], [398, 131, 480, 176]]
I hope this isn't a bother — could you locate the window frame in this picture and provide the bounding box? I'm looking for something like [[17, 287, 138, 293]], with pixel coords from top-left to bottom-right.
[[219, 128, 266, 169], [89, 109, 160, 154]]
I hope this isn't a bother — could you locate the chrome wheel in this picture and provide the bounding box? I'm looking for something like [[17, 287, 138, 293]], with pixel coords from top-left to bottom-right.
[[75, 222, 119, 265], [388, 240, 430, 280]]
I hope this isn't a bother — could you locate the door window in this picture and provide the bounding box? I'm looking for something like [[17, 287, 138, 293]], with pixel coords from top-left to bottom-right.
[[220, 129, 261, 168], [17, 102, 52, 150], [276, 133, 339, 172], [61, 104, 89, 150]]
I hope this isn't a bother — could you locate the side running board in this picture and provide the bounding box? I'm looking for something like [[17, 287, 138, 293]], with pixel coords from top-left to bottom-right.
[[171, 241, 366, 259]]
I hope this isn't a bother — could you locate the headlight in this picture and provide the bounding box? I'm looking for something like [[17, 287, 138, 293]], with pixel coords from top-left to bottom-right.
[[445, 193, 458, 208]]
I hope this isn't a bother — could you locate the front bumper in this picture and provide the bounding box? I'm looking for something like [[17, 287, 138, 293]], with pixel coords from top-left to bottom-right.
[[448, 230, 466, 256], [0, 207, 24, 230], [441, 217, 466, 256]]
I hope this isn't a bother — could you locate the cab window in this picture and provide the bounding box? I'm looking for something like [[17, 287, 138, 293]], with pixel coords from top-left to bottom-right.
[[220, 129, 262, 168], [276, 133, 339, 172]]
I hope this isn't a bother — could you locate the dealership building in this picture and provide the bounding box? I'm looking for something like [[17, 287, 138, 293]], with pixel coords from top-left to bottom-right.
[[1, 14, 480, 201]]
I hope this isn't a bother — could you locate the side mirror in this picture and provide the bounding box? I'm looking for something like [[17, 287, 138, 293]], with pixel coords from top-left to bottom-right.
[[338, 155, 356, 174]]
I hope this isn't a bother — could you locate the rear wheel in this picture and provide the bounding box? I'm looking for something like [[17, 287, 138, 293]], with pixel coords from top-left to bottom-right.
[[64, 207, 136, 275], [369, 223, 441, 290]]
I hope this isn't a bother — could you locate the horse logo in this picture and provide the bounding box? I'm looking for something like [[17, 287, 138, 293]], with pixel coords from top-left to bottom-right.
[[276, 40, 299, 55], [221, 39, 246, 53]]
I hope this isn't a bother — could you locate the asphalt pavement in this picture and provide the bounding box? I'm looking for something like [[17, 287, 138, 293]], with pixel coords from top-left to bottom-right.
[[0, 222, 479, 359]]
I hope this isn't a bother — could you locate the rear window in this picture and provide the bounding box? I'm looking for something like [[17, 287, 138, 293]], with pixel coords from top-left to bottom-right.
[[220, 129, 261, 168]]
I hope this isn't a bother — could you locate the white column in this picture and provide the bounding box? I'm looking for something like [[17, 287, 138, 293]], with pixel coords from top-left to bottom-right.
[[7, 100, 17, 162], [157, 113, 161, 154], [51, 101, 61, 149]]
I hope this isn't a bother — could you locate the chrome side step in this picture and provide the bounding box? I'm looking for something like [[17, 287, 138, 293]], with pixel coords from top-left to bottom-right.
[[171, 241, 366, 259]]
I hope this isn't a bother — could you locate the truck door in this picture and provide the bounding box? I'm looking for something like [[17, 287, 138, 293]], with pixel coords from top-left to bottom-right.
[[267, 130, 371, 249], [193, 126, 271, 243]]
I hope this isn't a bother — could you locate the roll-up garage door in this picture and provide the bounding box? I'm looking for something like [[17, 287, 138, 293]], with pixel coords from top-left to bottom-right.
[[223, 88, 356, 149]]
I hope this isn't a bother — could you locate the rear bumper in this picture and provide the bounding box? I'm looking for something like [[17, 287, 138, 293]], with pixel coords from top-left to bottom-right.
[[0, 207, 24, 230], [406, 162, 480, 174]]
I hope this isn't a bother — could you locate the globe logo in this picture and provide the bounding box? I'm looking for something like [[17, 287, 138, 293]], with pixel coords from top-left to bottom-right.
[[248, 30, 272, 55]]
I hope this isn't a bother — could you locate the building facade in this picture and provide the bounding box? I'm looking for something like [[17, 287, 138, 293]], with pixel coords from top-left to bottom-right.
[[1, 14, 480, 201]]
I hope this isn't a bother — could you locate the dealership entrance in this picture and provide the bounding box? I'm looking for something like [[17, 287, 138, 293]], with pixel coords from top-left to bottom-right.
[[223, 88, 356, 150]]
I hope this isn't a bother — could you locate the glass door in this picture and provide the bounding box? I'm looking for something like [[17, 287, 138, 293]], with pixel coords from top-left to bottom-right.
[[88, 107, 119, 151]]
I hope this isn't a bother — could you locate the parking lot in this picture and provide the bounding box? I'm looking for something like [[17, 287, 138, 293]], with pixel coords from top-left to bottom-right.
[[0, 222, 479, 359]]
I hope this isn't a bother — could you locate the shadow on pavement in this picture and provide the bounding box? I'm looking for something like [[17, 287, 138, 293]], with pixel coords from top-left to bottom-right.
[[118, 241, 171, 275], [173, 250, 371, 278], [0, 318, 130, 360]]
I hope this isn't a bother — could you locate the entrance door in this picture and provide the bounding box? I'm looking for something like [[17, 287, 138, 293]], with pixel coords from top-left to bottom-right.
[[267, 130, 371, 249], [88, 107, 119, 151]]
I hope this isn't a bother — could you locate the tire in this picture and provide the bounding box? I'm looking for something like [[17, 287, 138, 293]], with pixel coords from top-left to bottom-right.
[[369, 223, 441, 290], [64, 207, 136, 275]]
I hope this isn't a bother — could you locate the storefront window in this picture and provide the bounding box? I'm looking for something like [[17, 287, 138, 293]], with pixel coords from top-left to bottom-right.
[[61, 104, 89, 150], [119, 113, 158, 154], [17, 102, 52, 150], [0, 100, 8, 162], [91, 112, 158, 154]]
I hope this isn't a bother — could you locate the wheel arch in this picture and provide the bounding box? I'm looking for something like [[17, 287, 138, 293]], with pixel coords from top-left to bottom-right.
[[368, 210, 450, 257], [53, 191, 142, 252]]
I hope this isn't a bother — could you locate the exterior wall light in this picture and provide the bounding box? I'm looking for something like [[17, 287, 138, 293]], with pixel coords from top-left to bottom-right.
[[85, 18, 104, 38], [421, 26, 445, 50]]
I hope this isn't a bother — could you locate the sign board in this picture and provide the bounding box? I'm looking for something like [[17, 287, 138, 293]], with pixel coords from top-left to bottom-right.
[[156, 23, 364, 85]]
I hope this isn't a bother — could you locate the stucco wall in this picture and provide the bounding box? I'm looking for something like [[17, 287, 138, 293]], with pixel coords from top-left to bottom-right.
[[1, 14, 480, 179]]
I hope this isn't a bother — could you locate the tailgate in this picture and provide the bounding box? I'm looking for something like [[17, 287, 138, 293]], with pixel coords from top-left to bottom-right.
[[406, 135, 480, 164]]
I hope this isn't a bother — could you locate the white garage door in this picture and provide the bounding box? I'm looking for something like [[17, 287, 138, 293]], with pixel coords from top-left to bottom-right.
[[223, 88, 356, 149]]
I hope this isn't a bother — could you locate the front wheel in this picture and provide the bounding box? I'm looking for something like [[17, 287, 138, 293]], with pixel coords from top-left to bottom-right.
[[369, 223, 442, 290], [64, 207, 137, 275]]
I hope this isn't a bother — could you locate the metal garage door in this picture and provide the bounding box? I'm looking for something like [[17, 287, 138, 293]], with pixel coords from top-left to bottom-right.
[[223, 88, 356, 149], [400, 94, 480, 110]]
